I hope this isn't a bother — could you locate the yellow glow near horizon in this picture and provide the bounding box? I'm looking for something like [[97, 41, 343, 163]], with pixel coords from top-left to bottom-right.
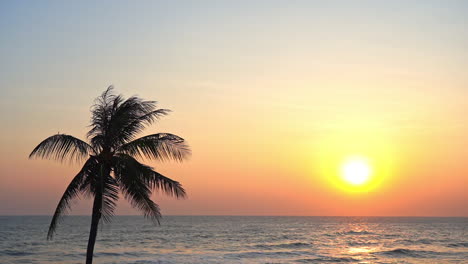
[[312, 127, 395, 194], [341, 157, 372, 185]]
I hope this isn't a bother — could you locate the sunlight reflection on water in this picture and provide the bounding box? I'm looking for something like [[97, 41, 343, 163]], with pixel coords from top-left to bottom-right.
[[348, 246, 375, 254]]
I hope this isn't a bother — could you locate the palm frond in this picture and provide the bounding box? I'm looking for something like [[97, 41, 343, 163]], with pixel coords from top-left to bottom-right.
[[116, 133, 190, 162], [113, 154, 186, 198], [87, 87, 171, 152], [106, 94, 170, 147], [149, 170, 186, 198], [100, 174, 119, 223], [111, 108, 170, 147], [29, 134, 93, 163], [47, 157, 99, 239], [113, 155, 162, 222], [87, 86, 116, 149], [122, 184, 161, 224]]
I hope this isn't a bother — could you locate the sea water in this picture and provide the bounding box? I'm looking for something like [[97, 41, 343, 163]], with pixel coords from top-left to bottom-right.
[[0, 216, 467, 263]]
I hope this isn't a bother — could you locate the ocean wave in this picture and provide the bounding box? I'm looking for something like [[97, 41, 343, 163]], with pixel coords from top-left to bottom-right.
[[95, 251, 147, 257], [1, 249, 33, 256], [376, 248, 431, 258], [336, 230, 374, 236], [224, 250, 303, 259], [447, 242, 468, 248], [397, 238, 434, 245], [296, 256, 358, 263], [191, 234, 213, 238], [376, 247, 464, 258], [347, 241, 378, 246], [253, 242, 312, 250], [63, 252, 85, 258], [95, 252, 122, 257]]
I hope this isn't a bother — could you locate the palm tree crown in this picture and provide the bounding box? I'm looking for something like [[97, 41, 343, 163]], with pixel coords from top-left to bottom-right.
[[30, 86, 190, 263]]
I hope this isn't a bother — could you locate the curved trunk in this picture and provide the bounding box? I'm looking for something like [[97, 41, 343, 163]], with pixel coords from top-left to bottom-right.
[[86, 191, 102, 264], [86, 163, 108, 264]]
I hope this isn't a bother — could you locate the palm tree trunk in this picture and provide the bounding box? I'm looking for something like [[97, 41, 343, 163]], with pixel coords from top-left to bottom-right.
[[86, 192, 102, 264]]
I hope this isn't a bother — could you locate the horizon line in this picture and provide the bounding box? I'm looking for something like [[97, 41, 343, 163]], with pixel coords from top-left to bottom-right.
[[1, 214, 467, 218]]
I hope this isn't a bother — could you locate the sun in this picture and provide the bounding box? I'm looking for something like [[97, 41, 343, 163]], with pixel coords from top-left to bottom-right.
[[341, 157, 372, 185]]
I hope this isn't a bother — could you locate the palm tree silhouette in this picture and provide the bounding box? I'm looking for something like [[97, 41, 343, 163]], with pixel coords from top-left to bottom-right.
[[29, 86, 190, 264]]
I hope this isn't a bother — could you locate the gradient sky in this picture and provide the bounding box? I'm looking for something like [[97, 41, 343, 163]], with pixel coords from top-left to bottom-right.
[[1, 0, 467, 216]]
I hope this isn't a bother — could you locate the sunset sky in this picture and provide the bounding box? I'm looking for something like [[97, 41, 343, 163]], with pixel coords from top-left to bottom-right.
[[0, 1, 467, 216]]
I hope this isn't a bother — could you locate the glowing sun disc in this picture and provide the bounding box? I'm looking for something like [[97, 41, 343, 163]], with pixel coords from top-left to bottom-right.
[[341, 157, 372, 185]]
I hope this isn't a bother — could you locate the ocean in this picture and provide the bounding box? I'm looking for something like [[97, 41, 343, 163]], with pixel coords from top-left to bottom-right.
[[0, 216, 467, 263]]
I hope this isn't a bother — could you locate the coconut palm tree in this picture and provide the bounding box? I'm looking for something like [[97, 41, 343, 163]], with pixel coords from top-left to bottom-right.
[[29, 86, 190, 264]]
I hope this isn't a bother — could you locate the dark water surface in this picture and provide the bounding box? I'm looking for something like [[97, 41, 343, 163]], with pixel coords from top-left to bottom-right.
[[0, 216, 467, 263]]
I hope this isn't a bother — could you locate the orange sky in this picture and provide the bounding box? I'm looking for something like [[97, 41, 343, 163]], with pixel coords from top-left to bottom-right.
[[0, 1, 467, 216]]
